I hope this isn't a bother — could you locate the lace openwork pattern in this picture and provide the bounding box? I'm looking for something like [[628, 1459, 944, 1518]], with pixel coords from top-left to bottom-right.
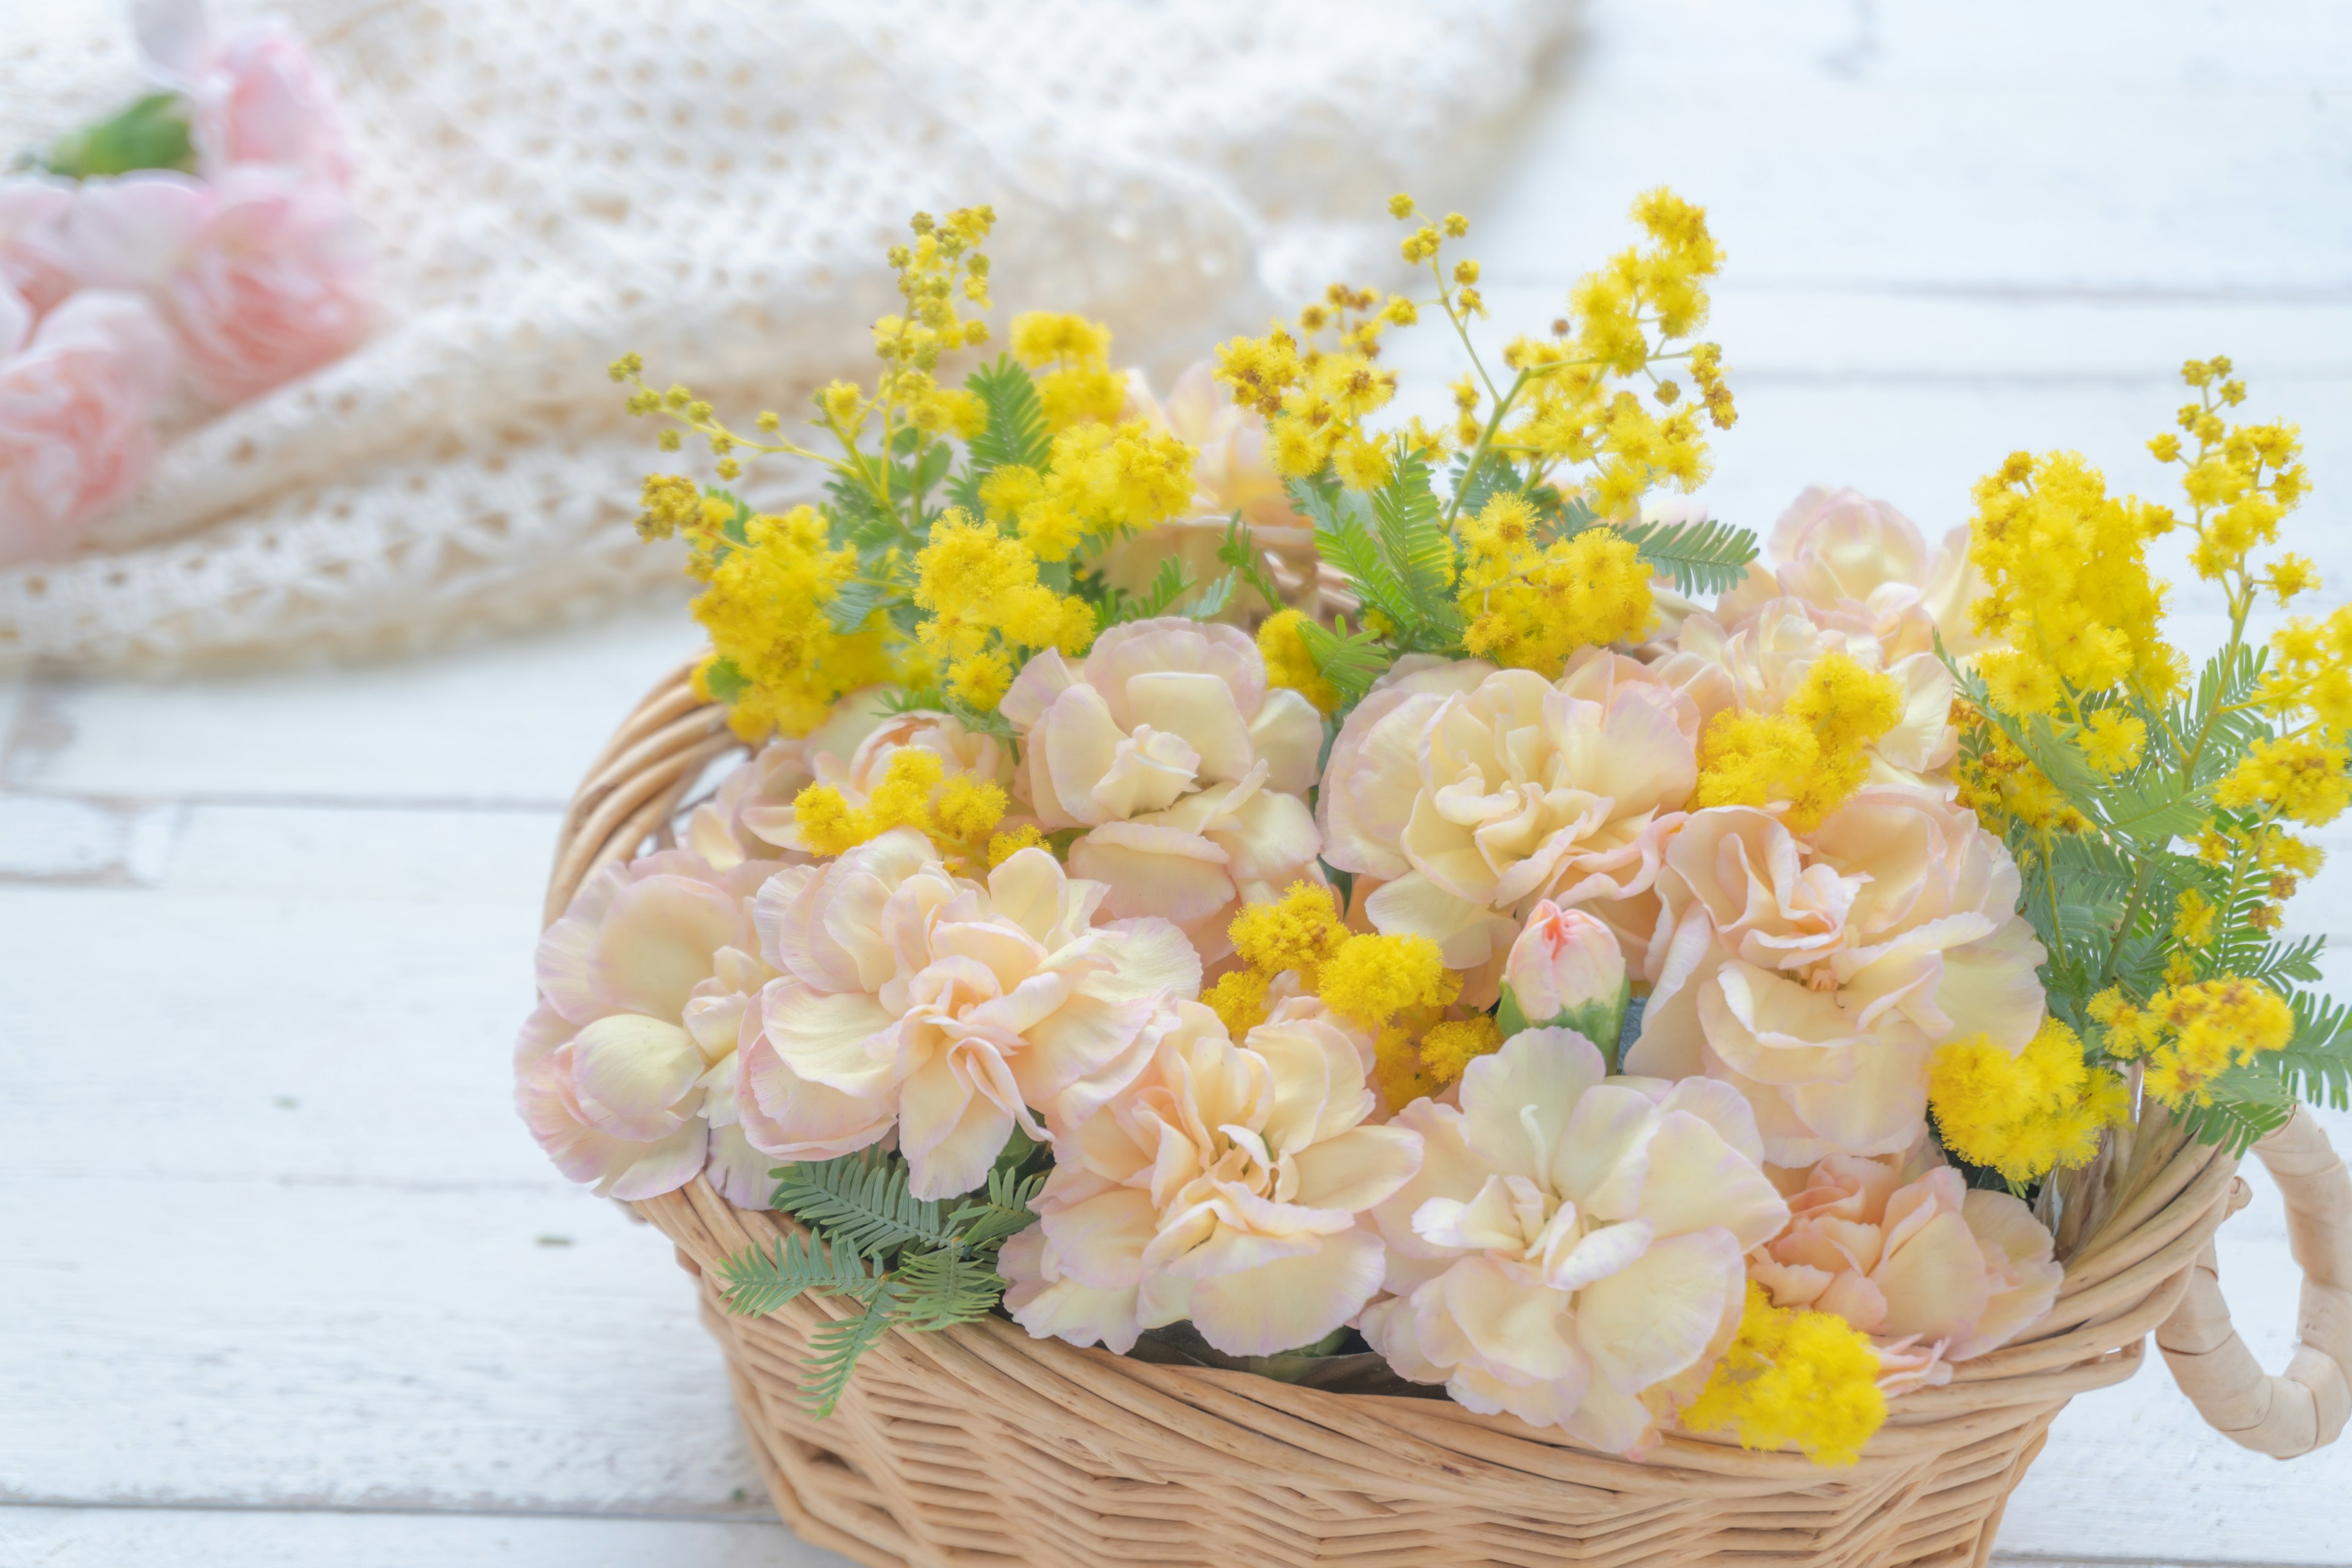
[[0, 0, 1576, 666]]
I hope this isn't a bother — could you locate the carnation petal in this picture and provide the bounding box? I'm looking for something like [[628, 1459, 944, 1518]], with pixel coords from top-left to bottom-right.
[[1461, 1028, 1607, 1182], [1632, 1107, 1789, 1250], [1366, 871, 1519, 971], [1250, 687, 1327, 795], [1001, 1228, 1147, 1354], [762, 982, 898, 1090], [1550, 1083, 1659, 1219], [1574, 1229, 1741, 1393], [1128, 671, 1253, 783], [1188, 1228, 1389, 1357], [1289, 1126, 1422, 1213]]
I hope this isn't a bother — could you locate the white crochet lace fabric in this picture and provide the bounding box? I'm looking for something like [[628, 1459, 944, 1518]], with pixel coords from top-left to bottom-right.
[[0, 0, 1576, 667]]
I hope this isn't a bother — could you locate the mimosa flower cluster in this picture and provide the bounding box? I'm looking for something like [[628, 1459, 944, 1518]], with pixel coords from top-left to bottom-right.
[[522, 195, 2352, 1456]]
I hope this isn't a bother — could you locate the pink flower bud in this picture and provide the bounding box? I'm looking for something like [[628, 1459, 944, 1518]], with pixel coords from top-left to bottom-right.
[[1501, 901, 1627, 1039]]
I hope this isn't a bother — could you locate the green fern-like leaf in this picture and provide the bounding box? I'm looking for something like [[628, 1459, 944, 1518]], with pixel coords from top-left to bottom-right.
[[1294, 481, 1417, 635], [1295, 616, 1396, 703], [2275, 990, 2352, 1111], [824, 568, 897, 634], [772, 1152, 960, 1259], [1369, 456, 1461, 646], [946, 356, 1053, 513], [797, 1286, 902, 1419], [1447, 452, 1523, 522], [1185, 571, 1238, 622], [1216, 515, 1288, 612], [946, 1166, 1047, 1255], [2176, 1066, 2297, 1156], [1615, 517, 1760, 595], [1107, 556, 1195, 625], [699, 657, 748, 703], [715, 1232, 876, 1317], [891, 1248, 1007, 1330]]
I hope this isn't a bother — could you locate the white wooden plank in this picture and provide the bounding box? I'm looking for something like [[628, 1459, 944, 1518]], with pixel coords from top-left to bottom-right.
[[0, 834, 761, 1516], [0, 601, 698, 807], [0, 1506, 850, 1568], [1464, 1, 2352, 293]]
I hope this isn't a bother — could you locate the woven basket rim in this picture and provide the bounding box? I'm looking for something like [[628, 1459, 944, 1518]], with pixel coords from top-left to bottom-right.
[[554, 663, 2237, 1482]]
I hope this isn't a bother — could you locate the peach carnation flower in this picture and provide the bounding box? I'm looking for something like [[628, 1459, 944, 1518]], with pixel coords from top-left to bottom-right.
[[1656, 598, 1958, 788], [1751, 1151, 2063, 1389], [739, 830, 1201, 1198], [1626, 794, 2046, 1166], [738, 704, 1019, 855], [1360, 1027, 1789, 1451], [1002, 997, 1422, 1355], [516, 851, 773, 1201], [1717, 486, 1984, 662], [1317, 651, 1699, 995], [1000, 618, 1324, 959], [684, 739, 815, 871]]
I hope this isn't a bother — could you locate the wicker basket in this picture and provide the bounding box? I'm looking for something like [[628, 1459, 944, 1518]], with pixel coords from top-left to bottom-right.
[[547, 665, 2348, 1568]]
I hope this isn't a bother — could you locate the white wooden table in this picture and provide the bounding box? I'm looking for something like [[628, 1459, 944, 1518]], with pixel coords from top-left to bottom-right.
[[5, 2, 2351, 1563]]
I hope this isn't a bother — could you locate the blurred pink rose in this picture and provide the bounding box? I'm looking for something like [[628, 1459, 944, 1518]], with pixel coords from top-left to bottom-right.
[[16, 168, 370, 407], [0, 290, 176, 567], [162, 168, 370, 403], [192, 20, 353, 185], [0, 179, 77, 315]]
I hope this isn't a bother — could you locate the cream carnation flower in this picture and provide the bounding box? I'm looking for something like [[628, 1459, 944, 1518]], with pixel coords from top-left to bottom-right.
[[1317, 652, 1700, 995], [1000, 619, 1324, 960], [1752, 1151, 2063, 1389], [1359, 1027, 1789, 1452], [1626, 795, 2046, 1166], [738, 829, 1201, 1198], [1002, 998, 1422, 1356], [1717, 486, 1985, 662], [517, 850, 773, 1201]]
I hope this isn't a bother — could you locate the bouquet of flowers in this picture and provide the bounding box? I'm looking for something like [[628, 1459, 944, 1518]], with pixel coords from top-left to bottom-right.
[[519, 192, 2350, 1470]]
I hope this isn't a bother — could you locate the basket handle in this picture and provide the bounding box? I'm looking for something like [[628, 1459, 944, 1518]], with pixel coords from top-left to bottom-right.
[[2155, 1106, 2352, 1457]]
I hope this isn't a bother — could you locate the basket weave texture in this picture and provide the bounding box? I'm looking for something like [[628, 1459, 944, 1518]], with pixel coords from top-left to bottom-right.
[[551, 666, 2246, 1568]]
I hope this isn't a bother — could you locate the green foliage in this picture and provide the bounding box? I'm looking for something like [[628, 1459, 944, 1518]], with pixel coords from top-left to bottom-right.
[[1447, 451, 1523, 522], [1097, 556, 1237, 626], [1368, 456, 1464, 644], [2275, 992, 2352, 1111], [1943, 616, 2350, 1156], [797, 1291, 902, 1417], [699, 657, 748, 702], [824, 569, 896, 634], [1296, 481, 1417, 641], [1614, 516, 1760, 595], [715, 1231, 876, 1317], [40, 92, 196, 178], [773, 1150, 962, 1257], [1216, 516, 1289, 612], [1295, 616, 1396, 703], [716, 1138, 1047, 1419], [947, 356, 1052, 513]]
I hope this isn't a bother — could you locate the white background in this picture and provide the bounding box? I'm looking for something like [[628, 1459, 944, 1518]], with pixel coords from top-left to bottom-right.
[[5, 1, 2351, 1564]]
